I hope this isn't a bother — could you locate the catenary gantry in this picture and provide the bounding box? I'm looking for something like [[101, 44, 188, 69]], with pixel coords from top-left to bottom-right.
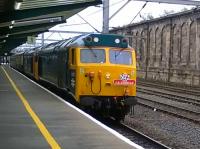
[[0, 0, 102, 55]]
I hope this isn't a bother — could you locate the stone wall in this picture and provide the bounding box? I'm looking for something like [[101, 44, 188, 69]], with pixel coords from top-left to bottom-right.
[[111, 8, 200, 86]]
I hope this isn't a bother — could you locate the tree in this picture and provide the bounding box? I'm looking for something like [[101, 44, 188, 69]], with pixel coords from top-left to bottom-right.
[[180, 7, 188, 12], [140, 13, 154, 21], [160, 10, 175, 17]]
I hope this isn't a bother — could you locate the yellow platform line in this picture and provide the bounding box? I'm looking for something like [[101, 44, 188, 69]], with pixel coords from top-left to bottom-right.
[[2, 67, 61, 149]]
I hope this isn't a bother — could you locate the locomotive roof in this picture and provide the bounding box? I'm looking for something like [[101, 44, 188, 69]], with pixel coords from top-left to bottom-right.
[[68, 33, 128, 48], [28, 33, 129, 54]]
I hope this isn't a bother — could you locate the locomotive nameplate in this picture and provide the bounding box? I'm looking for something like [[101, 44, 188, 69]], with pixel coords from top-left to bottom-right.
[[113, 80, 135, 86]]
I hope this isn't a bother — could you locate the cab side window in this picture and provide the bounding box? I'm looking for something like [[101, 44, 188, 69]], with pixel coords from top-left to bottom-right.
[[71, 48, 76, 65]]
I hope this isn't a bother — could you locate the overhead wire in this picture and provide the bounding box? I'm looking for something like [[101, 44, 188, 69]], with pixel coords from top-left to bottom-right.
[[58, 32, 64, 39], [58, 0, 147, 33], [109, 0, 131, 20], [87, 0, 125, 16], [76, 0, 129, 32], [61, 0, 130, 32], [46, 32, 54, 39], [129, 2, 148, 24], [77, 14, 100, 33], [59, 23, 87, 27]]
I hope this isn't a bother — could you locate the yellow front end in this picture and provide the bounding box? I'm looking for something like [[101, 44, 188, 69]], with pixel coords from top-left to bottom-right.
[[75, 47, 136, 102]]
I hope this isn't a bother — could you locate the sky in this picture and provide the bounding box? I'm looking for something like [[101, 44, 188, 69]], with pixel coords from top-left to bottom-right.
[[53, 0, 193, 31], [19, 0, 197, 49]]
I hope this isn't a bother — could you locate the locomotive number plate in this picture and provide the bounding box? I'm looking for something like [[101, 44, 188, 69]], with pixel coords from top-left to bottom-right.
[[113, 80, 135, 86]]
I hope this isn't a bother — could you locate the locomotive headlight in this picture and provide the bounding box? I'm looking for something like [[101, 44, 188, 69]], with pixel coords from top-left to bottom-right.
[[115, 38, 120, 44], [105, 73, 111, 80], [93, 37, 99, 42]]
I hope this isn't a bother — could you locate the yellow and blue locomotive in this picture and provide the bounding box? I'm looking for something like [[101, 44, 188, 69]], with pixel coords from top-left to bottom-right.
[[10, 33, 137, 120]]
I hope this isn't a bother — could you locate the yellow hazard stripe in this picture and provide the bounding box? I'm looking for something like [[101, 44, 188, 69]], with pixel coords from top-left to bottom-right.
[[2, 67, 61, 149]]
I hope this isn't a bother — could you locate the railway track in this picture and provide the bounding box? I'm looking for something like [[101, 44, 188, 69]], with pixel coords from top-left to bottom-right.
[[100, 118, 171, 149], [137, 80, 200, 96], [137, 96, 200, 124], [136, 80, 200, 123], [137, 86, 200, 107]]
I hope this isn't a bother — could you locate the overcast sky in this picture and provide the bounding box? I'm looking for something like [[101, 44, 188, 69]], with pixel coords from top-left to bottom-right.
[[35, 0, 196, 45]]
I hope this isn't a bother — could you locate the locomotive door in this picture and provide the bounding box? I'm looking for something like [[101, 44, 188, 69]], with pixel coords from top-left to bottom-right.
[[67, 48, 76, 94], [57, 51, 66, 88], [33, 55, 39, 80]]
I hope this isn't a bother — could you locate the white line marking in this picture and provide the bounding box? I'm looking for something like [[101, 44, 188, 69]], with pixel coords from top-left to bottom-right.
[[0, 90, 8, 92], [10, 67, 144, 149]]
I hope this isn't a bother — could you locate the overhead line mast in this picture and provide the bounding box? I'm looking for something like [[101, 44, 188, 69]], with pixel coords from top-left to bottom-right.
[[103, 0, 109, 33]]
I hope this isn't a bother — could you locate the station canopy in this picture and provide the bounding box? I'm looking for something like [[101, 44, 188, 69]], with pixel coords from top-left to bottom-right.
[[0, 0, 102, 55]]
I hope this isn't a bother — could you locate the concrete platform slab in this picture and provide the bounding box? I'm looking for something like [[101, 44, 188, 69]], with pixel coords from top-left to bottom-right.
[[0, 65, 142, 149]]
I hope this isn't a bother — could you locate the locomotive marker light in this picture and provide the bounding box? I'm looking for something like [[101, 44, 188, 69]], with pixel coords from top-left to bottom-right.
[[93, 37, 99, 42], [115, 38, 120, 44]]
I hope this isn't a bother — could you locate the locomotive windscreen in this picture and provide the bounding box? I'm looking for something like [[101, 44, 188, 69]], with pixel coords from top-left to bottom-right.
[[109, 49, 132, 65], [80, 49, 105, 63]]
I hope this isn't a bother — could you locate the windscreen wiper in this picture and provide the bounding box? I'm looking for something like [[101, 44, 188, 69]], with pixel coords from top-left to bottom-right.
[[115, 48, 125, 59], [87, 46, 97, 58]]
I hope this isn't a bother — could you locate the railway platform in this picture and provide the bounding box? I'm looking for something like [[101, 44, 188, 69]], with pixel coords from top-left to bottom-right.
[[0, 65, 142, 149]]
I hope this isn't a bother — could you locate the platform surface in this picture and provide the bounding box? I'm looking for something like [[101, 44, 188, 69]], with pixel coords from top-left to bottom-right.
[[0, 65, 141, 149]]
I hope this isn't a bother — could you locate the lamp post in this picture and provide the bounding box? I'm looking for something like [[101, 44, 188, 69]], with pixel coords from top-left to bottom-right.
[[4, 53, 8, 64]]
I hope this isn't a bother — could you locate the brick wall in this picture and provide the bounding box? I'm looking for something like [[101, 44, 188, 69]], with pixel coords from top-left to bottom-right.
[[111, 8, 200, 86]]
